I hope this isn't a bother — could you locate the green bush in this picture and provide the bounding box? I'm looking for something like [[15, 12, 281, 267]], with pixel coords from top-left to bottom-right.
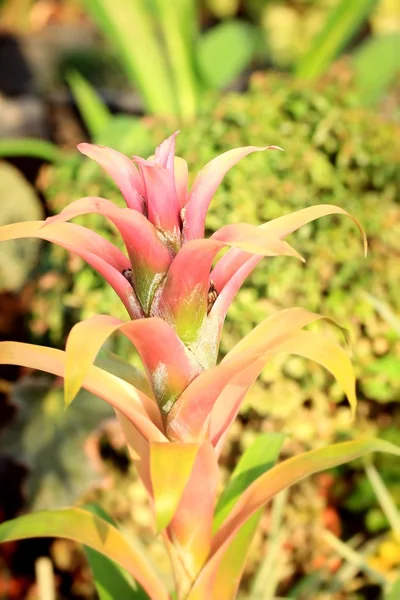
[[34, 67, 400, 415]]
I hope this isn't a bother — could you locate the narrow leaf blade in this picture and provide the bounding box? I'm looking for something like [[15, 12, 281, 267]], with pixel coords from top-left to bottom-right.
[[83, 503, 148, 600], [296, 0, 377, 79], [83, 0, 177, 115], [0, 138, 63, 161], [212, 439, 400, 556], [0, 508, 168, 600], [214, 432, 286, 531], [67, 70, 111, 140]]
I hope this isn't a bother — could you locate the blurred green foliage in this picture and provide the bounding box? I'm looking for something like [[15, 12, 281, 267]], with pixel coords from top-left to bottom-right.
[[0, 162, 44, 292], [1, 376, 114, 511], [33, 67, 400, 417]]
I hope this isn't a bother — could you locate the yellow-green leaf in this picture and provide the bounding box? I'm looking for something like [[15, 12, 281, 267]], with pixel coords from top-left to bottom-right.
[[212, 438, 400, 556], [150, 441, 201, 531], [0, 507, 168, 600]]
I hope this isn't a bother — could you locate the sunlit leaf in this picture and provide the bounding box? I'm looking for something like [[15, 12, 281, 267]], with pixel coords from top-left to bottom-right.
[[0, 341, 165, 442], [213, 432, 286, 531], [0, 507, 168, 600], [212, 439, 400, 555], [353, 33, 400, 105], [83, 503, 148, 599], [208, 433, 285, 600], [150, 442, 200, 531]]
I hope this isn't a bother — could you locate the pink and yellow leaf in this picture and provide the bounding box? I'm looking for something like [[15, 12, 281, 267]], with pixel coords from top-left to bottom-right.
[[0, 342, 165, 442], [77, 143, 145, 210], [64, 314, 202, 414], [0, 220, 143, 318]]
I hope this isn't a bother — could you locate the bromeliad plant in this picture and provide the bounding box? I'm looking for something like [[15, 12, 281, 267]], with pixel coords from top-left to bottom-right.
[[0, 132, 399, 600]]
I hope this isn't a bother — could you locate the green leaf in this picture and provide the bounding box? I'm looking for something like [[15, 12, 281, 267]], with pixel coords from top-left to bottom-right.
[[0, 162, 44, 292], [212, 438, 400, 557], [190, 433, 284, 600], [213, 432, 285, 531], [153, 0, 198, 119], [66, 70, 111, 140], [0, 138, 63, 161], [83, 503, 148, 600], [197, 20, 257, 89], [296, 0, 377, 80], [210, 511, 260, 600], [82, 0, 177, 116], [0, 507, 169, 600], [353, 33, 400, 106]]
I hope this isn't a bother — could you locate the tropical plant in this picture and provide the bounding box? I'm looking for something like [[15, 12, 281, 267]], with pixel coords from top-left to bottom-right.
[[0, 133, 399, 599]]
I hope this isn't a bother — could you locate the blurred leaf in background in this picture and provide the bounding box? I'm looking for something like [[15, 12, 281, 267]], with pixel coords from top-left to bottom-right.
[[296, 0, 378, 79], [353, 33, 400, 106], [0, 376, 114, 511], [197, 19, 258, 89], [0, 162, 43, 292]]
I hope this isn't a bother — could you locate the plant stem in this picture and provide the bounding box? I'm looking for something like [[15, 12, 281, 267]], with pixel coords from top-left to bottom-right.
[[322, 529, 389, 587], [35, 557, 56, 600], [365, 462, 400, 535]]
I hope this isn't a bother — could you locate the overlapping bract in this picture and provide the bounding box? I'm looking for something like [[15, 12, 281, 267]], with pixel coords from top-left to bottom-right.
[[0, 133, 380, 600]]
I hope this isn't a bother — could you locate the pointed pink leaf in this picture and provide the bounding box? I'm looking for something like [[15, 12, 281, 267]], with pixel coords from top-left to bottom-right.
[[154, 131, 179, 169], [0, 342, 165, 442], [187, 514, 260, 600], [151, 239, 221, 344], [210, 308, 330, 453], [211, 223, 304, 260], [210, 253, 260, 322], [183, 145, 281, 241], [0, 507, 169, 600], [152, 229, 302, 345], [259, 204, 367, 253], [211, 204, 367, 316], [133, 156, 181, 245], [77, 143, 145, 210], [0, 220, 143, 319], [65, 314, 202, 414], [44, 197, 172, 313], [151, 132, 188, 207], [174, 157, 189, 208], [168, 441, 219, 579]]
